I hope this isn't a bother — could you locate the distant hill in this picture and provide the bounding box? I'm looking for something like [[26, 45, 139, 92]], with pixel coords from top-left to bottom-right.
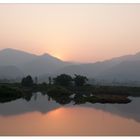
[[96, 60, 140, 82], [1, 48, 140, 83], [0, 48, 37, 67], [0, 48, 72, 77], [0, 65, 23, 79], [22, 53, 71, 76], [55, 62, 113, 78], [56, 52, 140, 83]]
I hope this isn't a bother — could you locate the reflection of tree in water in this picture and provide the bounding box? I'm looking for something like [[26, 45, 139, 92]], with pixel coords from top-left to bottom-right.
[[0, 94, 139, 125], [24, 93, 33, 102], [0, 74, 138, 105], [0, 84, 132, 105], [0, 85, 22, 103], [33, 93, 37, 101], [0, 93, 61, 116], [47, 86, 73, 105], [1, 74, 140, 123]]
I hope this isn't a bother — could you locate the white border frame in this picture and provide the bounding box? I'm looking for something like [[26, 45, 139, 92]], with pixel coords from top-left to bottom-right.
[[0, 0, 140, 139], [0, 0, 140, 4]]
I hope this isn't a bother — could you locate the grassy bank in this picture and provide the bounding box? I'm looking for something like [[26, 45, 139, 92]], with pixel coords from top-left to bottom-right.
[[0, 83, 139, 104]]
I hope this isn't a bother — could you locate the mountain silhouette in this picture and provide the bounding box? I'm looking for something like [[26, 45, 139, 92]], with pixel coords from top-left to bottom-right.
[[1, 48, 140, 83]]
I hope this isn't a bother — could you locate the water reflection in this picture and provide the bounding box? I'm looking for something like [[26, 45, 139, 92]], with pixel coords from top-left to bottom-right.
[[0, 93, 61, 116], [76, 97, 140, 123], [0, 107, 140, 136], [0, 93, 140, 123], [0, 93, 140, 135]]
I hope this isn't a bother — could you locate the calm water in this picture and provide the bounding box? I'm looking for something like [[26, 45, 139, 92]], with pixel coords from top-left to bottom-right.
[[0, 93, 140, 136]]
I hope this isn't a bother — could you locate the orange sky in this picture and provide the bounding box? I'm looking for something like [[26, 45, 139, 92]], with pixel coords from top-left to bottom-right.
[[0, 4, 140, 62]]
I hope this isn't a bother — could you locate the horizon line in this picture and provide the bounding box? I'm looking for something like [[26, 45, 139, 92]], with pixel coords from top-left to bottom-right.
[[0, 47, 139, 64]]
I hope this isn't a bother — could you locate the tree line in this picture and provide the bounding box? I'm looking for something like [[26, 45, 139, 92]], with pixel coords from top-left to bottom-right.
[[21, 74, 88, 87]]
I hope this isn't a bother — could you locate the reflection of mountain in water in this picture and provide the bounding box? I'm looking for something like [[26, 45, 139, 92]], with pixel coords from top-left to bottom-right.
[[0, 93, 140, 124], [0, 93, 61, 116], [77, 97, 140, 123]]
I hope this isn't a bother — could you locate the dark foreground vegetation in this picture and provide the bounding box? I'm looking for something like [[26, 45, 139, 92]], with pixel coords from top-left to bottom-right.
[[0, 74, 140, 105]]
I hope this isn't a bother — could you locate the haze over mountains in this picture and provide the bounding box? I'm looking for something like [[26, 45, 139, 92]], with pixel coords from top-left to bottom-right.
[[0, 48, 71, 78], [0, 48, 140, 84]]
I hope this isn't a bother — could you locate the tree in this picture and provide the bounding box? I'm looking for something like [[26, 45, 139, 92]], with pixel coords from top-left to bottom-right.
[[74, 74, 88, 86], [34, 76, 38, 84], [53, 74, 73, 86], [21, 75, 34, 87], [48, 76, 52, 85]]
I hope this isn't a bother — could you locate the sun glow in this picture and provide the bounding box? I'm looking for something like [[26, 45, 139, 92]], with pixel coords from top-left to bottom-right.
[[0, 4, 140, 62], [51, 52, 65, 61]]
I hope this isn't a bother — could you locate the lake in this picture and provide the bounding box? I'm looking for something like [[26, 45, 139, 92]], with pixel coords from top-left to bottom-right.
[[0, 92, 140, 136]]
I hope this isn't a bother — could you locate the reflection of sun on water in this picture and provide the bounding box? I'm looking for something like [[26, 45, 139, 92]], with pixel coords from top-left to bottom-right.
[[0, 107, 140, 135], [44, 108, 65, 120], [43, 107, 140, 136]]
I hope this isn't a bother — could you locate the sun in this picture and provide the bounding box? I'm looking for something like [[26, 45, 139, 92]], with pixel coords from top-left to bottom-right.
[[51, 52, 65, 61]]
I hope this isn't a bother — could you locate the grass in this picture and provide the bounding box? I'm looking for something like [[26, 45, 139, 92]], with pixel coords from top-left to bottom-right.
[[0, 85, 23, 103]]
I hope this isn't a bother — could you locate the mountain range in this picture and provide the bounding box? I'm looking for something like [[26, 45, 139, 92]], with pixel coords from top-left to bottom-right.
[[0, 48, 140, 84]]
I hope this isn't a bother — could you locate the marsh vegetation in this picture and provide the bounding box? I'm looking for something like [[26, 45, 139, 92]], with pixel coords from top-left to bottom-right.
[[0, 74, 140, 105]]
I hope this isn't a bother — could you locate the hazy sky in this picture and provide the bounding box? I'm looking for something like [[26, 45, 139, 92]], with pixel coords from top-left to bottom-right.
[[0, 4, 140, 62]]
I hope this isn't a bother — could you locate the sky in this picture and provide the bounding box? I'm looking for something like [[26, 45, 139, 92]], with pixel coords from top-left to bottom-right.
[[0, 4, 140, 63]]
